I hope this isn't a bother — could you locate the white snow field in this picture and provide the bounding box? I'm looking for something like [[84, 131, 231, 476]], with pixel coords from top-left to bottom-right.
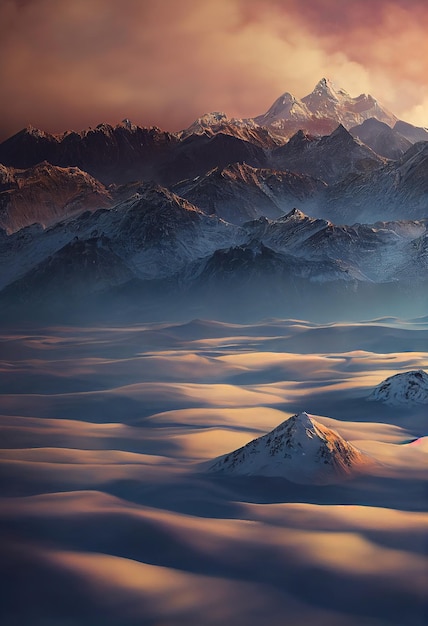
[[0, 316, 427, 626]]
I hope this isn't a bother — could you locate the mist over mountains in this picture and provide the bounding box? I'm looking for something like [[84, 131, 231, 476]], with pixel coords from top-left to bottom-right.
[[1, 78, 427, 322]]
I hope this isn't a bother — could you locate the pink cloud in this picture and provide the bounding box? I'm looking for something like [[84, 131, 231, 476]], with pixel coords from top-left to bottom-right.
[[0, 0, 427, 139]]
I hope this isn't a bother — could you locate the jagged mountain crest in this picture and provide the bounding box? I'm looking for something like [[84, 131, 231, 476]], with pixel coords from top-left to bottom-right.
[[0, 76, 424, 193], [0, 161, 112, 233], [180, 112, 229, 136], [173, 162, 326, 224], [272, 123, 385, 184], [323, 123, 355, 141], [0, 122, 179, 185], [286, 129, 317, 148], [302, 77, 349, 109], [0, 76, 427, 321], [394, 120, 428, 143], [252, 78, 398, 138], [302, 78, 397, 127], [350, 118, 412, 160], [323, 139, 428, 223]]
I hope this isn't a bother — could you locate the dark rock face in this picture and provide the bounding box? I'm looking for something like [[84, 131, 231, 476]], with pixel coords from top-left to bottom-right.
[[0, 124, 269, 187], [0, 127, 60, 169], [272, 125, 384, 184], [0, 162, 112, 233], [173, 162, 325, 224], [0, 237, 134, 310], [350, 118, 412, 160], [394, 120, 428, 144], [155, 132, 268, 186], [323, 141, 428, 223], [0, 123, 179, 185]]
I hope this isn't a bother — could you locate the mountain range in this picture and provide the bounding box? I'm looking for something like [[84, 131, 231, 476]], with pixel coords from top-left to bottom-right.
[[0, 78, 425, 187], [0, 78, 427, 321]]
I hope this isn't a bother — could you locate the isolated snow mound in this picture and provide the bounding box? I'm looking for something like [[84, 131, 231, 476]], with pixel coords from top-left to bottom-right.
[[369, 370, 428, 405], [209, 412, 371, 484]]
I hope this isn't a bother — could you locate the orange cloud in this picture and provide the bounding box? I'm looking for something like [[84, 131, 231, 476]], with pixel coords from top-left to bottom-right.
[[0, 0, 427, 140]]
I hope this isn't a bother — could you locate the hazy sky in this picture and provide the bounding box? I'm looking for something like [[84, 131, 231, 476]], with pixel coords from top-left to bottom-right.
[[1, 0, 427, 139]]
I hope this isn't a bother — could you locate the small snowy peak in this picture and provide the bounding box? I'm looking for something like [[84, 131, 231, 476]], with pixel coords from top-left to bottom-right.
[[278, 208, 326, 227], [21, 126, 59, 141], [255, 92, 311, 125], [327, 123, 353, 140], [118, 118, 137, 131], [299, 78, 397, 129], [369, 370, 428, 405], [301, 78, 347, 117], [285, 130, 318, 151], [198, 111, 228, 124], [181, 112, 229, 136], [304, 77, 346, 103], [282, 208, 308, 221], [209, 412, 371, 484]]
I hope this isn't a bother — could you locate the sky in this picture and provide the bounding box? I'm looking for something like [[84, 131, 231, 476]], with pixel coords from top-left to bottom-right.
[[1, 0, 428, 139]]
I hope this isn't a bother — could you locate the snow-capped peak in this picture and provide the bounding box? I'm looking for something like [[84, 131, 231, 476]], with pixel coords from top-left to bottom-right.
[[209, 411, 371, 484], [181, 112, 229, 136], [282, 411, 328, 445], [23, 125, 56, 140], [310, 77, 346, 101], [119, 118, 136, 131], [282, 208, 308, 221], [369, 370, 428, 405], [197, 111, 228, 125], [255, 92, 311, 125]]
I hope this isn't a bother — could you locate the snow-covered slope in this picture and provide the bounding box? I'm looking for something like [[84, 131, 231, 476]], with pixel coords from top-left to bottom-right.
[[301, 78, 397, 129], [209, 412, 371, 484], [254, 92, 312, 130], [244, 210, 427, 284], [369, 370, 428, 405], [0, 182, 245, 291], [253, 78, 398, 139], [323, 141, 428, 223], [179, 113, 279, 148], [181, 111, 229, 135], [173, 163, 325, 224], [244, 209, 330, 252], [1, 196, 426, 307]]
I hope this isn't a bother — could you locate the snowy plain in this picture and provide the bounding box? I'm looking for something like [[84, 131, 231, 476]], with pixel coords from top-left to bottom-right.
[[0, 316, 427, 626]]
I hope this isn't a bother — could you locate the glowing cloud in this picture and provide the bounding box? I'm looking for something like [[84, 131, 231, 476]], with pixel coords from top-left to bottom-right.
[[0, 0, 427, 139]]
